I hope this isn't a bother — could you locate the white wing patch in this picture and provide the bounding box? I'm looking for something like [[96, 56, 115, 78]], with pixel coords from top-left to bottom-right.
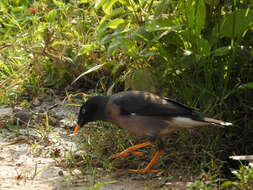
[[172, 116, 207, 127], [220, 121, 233, 126]]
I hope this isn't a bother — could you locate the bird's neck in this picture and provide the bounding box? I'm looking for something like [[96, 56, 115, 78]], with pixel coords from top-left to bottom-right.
[[95, 96, 109, 122]]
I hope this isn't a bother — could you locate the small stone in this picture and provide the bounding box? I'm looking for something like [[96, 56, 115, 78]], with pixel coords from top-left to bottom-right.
[[0, 107, 13, 118]]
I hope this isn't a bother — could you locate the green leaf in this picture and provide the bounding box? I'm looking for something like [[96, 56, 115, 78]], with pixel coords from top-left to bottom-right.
[[100, 31, 125, 44], [221, 181, 238, 188], [96, 7, 125, 40], [216, 8, 253, 38], [140, 50, 157, 57], [102, 0, 119, 14], [71, 63, 106, 84], [95, 0, 107, 9], [196, 38, 211, 57], [46, 9, 57, 23], [79, 0, 89, 3], [99, 7, 125, 24], [145, 18, 178, 32], [107, 38, 137, 56], [108, 18, 125, 29], [212, 46, 231, 57], [52, 0, 65, 7], [154, 0, 168, 17], [195, 0, 206, 35], [125, 70, 157, 93], [12, 6, 27, 13], [185, 0, 206, 35], [130, 27, 153, 42], [107, 39, 122, 54], [239, 82, 253, 89]]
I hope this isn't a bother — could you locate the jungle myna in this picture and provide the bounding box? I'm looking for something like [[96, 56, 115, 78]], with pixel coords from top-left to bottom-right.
[[74, 91, 232, 173]]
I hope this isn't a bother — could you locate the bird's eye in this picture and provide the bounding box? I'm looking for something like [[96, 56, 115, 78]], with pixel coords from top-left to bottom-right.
[[81, 108, 86, 114]]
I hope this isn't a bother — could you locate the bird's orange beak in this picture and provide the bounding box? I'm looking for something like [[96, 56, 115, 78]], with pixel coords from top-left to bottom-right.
[[73, 125, 81, 134]]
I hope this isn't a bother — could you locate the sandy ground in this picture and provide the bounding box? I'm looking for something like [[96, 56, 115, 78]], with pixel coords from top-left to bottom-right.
[[0, 131, 169, 190]]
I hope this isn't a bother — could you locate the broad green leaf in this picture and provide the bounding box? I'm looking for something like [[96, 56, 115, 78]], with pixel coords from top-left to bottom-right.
[[12, 6, 27, 13], [96, 21, 108, 40], [95, 0, 107, 9], [99, 7, 125, 24], [79, 0, 89, 3], [107, 38, 137, 56], [46, 9, 57, 23], [125, 70, 157, 93], [239, 82, 253, 89], [216, 8, 253, 38], [185, 0, 206, 35], [159, 31, 183, 46], [107, 39, 122, 54], [145, 18, 177, 32], [108, 18, 125, 29], [52, 0, 65, 7], [140, 50, 157, 57], [195, 0, 206, 35], [130, 27, 153, 42], [100, 33, 115, 45], [221, 181, 237, 188], [96, 7, 125, 39], [212, 46, 231, 57], [102, 0, 119, 14], [196, 38, 211, 57], [100, 31, 125, 44], [154, 0, 168, 17]]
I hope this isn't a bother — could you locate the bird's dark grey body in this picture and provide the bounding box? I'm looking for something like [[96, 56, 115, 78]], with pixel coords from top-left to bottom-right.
[[105, 91, 207, 138], [77, 91, 227, 139]]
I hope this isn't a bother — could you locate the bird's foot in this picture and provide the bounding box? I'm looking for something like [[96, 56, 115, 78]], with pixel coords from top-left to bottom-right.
[[111, 151, 130, 158], [128, 168, 162, 173], [111, 142, 153, 158], [112, 151, 144, 158]]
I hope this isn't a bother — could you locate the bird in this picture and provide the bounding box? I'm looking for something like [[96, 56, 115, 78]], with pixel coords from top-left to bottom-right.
[[74, 91, 232, 173]]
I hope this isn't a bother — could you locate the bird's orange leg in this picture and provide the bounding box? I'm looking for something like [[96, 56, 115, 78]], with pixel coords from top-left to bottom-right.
[[111, 141, 154, 158], [129, 149, 165, 173]]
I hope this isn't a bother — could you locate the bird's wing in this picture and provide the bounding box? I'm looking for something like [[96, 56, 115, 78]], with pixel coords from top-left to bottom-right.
[[111, 91, 195, 117]]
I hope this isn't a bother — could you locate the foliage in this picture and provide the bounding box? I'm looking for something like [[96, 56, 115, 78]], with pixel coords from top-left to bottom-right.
[[189, 164, 253, 190], [221, 164, 253, 190], [0, 0, 103, 104]]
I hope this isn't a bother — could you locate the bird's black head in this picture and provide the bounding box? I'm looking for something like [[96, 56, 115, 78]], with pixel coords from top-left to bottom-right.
[[74, 95, 109, 134]]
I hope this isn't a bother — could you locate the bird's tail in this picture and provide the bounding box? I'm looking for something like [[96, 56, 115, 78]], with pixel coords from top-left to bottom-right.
[[203, 117, 233, 127]]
